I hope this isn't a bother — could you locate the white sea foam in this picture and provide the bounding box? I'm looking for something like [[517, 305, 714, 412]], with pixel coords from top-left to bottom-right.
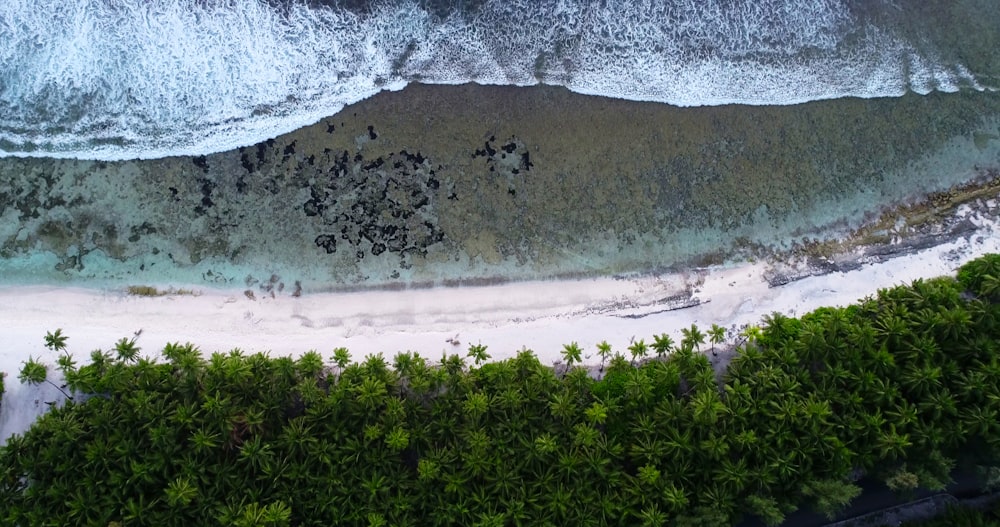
[[0, 0, 986, 160]]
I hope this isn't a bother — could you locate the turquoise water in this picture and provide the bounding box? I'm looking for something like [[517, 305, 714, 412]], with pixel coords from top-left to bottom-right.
[[1, 86, 998, 291], [0, 1, 999, 289]]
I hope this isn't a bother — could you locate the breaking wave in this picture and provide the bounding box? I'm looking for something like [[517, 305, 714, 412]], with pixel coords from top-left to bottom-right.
[[0, 0, 990, 160]]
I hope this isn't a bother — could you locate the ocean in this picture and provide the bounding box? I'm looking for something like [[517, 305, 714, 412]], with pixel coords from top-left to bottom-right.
[[0, 0, 998, 289], [0, 0, 996, 160]]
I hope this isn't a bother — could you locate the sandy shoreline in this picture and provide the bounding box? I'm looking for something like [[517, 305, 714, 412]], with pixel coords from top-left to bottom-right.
[[1, 201, 998, 441], [2, 201, 997, 373], [1, 83, 997, 444]]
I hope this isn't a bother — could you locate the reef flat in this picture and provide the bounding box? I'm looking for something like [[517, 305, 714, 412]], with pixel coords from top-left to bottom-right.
[[1, 84, 999, 289]]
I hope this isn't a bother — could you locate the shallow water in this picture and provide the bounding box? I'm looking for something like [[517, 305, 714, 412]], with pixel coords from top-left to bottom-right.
[[1, 85, 998, 290], [1, 1, 999, 289]]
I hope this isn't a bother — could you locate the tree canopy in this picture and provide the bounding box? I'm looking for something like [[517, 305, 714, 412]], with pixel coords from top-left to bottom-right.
[[1, 255, 1000, 526]]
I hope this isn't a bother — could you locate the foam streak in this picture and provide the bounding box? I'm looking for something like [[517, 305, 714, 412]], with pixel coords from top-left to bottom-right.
[[0, 0, 986, 160]]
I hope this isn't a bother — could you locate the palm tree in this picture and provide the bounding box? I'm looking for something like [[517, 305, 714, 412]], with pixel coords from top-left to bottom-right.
[[744, 494, 786, 527], [467, 343, 490, 367], [584, 402, 608, 427], [332, 347, 352, 377], [900, 364, 943, 398], [44, 328, 68, 352], [661, 483, 689, 512], [548, 391, 577, 425], [596, 341, 612, 373], [55, 352, 79, 389], [651, 334, 674, 359], [18, 356, 48, 385], [708, 324, 726, 355], [18, 356, 73, 400], [561, 342, 583, 374], [960, 406, 998, 439], [113, 337, 141, 363], [607, 352, 630, 374], [690, 390, 725, 426], [356, 376, 388, 411], [802, 479, 862, 520], [716, 457, 751, 493], [876, 424, 913, 461], [740, 325, 763, 347], [463, 391, 490, 423], [624, 368, 654, 404], [628, 339, 648, 366], [563, 367, 592, 395], [384, 426, 410, 453], [681, 324, 705, 353], [296, 350, 325, 380], [637, 503, 667, 527]]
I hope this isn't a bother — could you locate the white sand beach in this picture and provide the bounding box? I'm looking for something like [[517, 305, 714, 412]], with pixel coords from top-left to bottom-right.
[[1, 203, 998, 442]]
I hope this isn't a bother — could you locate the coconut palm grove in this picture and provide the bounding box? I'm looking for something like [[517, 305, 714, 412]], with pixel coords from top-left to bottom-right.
[[2, 255, 1000, 526]]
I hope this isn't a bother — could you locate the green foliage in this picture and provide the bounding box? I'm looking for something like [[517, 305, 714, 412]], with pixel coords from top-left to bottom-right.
[[901, 504, 1000, 526], [744, 494, 789, 527], [2, 254, 1000, 526], [17, 356, 48, 385], [981, 465, 1000, 492], [44, 328, 68, 351], [885, 466, 921, 494], [561, 341, 583, 370], [708, 323, 726, 351], [957, 253, 1000, 300], [802, 479, 862, 520], [466, 343, 490, 366]]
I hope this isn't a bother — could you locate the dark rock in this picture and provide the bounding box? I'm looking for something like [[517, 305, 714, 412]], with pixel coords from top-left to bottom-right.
[[256, 143, 269, 165], [240, 150, 256, 174], [301, 148, 446, 262], [303, 200, 322, 217], [314, 234, 337, 253], [264, 178, 282, 195], [193, 156, 209, 172], [282, 141, 296, 160]]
